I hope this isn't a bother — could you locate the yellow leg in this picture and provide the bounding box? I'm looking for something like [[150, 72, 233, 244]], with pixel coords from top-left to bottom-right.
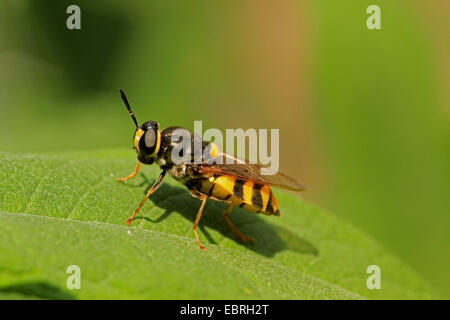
[[193, 196, 207, 250], [125, 171, 166, 226], [222, 203, 255, 243], [118, 162, 141, 182]]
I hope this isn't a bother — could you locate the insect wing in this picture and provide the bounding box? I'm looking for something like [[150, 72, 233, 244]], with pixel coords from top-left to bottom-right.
[[198, 151, 306, 191]]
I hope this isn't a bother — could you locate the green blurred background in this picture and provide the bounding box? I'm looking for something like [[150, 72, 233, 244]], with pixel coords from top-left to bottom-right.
[[0, 0, 449, 297]]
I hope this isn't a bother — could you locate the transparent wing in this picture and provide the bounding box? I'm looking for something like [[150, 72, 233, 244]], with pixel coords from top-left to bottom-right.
[[198, 151, 306, 191]]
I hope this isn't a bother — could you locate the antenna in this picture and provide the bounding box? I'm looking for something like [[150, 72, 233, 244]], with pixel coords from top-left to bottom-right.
[[119, 89, 139, 128]]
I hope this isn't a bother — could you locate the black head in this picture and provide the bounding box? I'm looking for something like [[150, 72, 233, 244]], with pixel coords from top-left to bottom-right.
[[136, 120, 161, 157], [119, 89, 161, 163]]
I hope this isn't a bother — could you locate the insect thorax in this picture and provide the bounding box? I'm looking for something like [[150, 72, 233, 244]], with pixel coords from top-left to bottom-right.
[[154, 126, 207, 184]]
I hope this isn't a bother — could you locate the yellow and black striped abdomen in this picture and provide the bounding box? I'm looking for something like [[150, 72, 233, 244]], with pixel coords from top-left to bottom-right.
[[198, 175, 280, 216]]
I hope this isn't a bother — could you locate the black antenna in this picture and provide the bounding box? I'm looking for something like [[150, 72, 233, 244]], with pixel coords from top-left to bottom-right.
[[119, 89, 139, 128]]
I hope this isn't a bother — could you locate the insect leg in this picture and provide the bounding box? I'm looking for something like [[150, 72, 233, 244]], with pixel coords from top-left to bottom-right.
[[118, 162, 141, 182], [222, 203, 255, 244], [125, 170, 166, 226], [193, 196, 207, 250]]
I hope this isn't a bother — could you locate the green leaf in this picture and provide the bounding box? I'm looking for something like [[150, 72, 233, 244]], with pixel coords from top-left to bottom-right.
[[0, 151, 437, 299]]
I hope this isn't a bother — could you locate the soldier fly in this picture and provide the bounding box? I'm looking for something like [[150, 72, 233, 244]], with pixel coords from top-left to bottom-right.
[[117, 89, 305, 250]]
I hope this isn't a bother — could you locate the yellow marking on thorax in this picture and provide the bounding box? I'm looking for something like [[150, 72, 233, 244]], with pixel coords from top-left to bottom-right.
[[210, 143, 219, 158]]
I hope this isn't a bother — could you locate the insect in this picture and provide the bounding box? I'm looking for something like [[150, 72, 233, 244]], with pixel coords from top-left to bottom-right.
[[117, 89, 305, 250]]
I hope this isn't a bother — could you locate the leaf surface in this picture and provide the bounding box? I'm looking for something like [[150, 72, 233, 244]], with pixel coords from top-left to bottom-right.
[[0, 151, 436, 299]]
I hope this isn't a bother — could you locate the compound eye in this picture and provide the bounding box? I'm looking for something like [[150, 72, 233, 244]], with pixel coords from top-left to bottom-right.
[[144, 129, 156, 149]]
